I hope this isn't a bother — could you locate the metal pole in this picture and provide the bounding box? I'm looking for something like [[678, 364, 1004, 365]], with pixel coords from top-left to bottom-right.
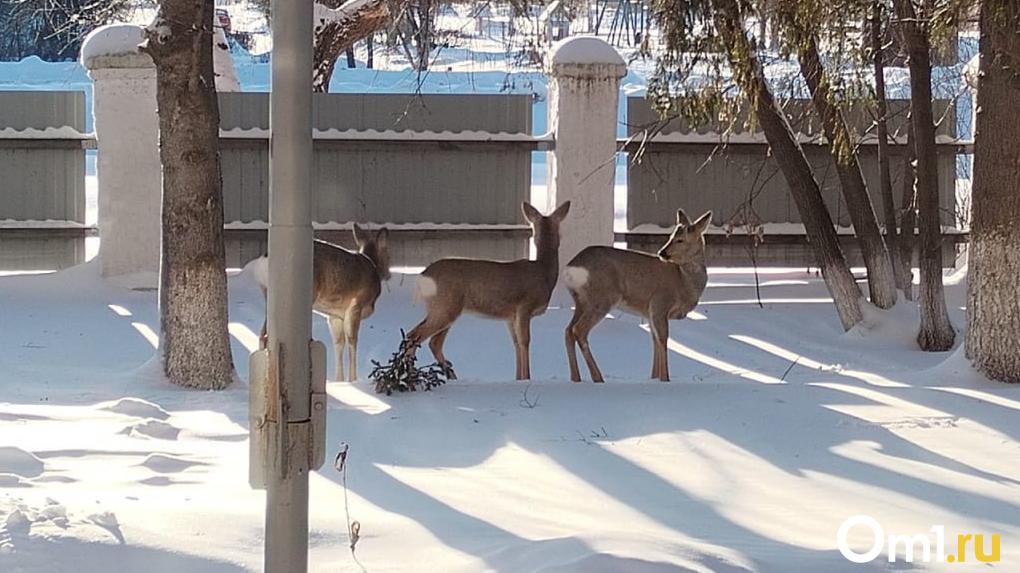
[[266, 0, 313, 570]]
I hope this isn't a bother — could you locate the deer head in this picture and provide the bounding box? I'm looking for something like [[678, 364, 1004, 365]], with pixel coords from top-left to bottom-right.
[[522, 201, 571, 254], [657, 209, 712, 264], [353, 224, 391, 281]]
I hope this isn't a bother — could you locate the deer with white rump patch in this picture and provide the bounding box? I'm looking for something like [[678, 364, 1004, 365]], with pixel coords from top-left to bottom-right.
[[406, 201, 571, 380], [254, 225, 390, 382], [563, 209, 712, 382]]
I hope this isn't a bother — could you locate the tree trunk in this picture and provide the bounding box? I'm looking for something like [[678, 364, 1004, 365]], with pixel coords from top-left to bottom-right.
[[872, 0, 910, 294], [797, 34, 898, 309], [899, 121, 917, 300], [313, 0, 391, 92], [893, 0, 955, 351], [713, 0, 864, 330], [966, 0, 1020, 383], [142, 0, 234, 390]]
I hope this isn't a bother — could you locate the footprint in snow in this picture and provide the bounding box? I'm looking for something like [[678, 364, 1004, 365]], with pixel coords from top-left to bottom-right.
[[99, 397, 170, 420], [119, 419, 181, 440], [138, 453, 207, 474], [0, 447, 45, 483]]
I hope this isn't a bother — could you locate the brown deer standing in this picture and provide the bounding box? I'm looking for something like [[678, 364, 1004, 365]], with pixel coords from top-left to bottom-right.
[[563, 209, 711, 382], [406, 201, 571, 380], [254, 225, 390, 382]]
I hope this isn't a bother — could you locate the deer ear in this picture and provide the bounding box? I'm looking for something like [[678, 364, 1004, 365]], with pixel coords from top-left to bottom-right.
[[375, 227, 389, 248], [521, 202, 541, 223], [551, 201, 571, 222], [691, 211, 713, 234], [676, 209, 692, 227], [352, 223, 367, 247]]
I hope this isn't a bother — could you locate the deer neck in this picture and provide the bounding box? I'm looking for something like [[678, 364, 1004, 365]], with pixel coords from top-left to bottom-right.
[[362, 249, 379, 270], [534, 240, 559, 288], [676, 251, 708, 295]]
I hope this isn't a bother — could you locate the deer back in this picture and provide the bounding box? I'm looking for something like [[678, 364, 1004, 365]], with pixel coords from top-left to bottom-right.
[[312, 240, 383, 314]]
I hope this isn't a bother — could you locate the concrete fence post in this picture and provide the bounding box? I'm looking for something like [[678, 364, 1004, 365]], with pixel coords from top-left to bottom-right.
[[82, 24, 161, 278], [546, 36, 626, 269]]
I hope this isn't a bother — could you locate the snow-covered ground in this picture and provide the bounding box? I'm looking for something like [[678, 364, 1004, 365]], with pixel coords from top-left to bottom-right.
[[1, 260, 1017, 572]]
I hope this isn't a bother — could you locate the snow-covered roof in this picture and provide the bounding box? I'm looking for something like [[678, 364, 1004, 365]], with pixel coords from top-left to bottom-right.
[[80, 24, 148, 68], [549, 36, 625, 66]]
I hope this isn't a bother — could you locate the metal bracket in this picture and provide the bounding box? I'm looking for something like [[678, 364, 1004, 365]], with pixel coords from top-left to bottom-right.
[[309, 339, 327, 469], [249, 347, 271, 490], [249, 339, 327, 489]]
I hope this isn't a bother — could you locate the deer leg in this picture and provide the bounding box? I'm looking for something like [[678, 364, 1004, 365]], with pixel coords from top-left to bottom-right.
[[513, 311, 532, 380], [649, 311, 670, 382], [648, 325, 662, 380], [565, 306, 583, 383], [428, 327, 456, 379], [343, 306, 363, 382], [506, 320, 523, 380], [572, 309, 607, 383], [327, 315, 347, 382], [407, 307, 459, 360]]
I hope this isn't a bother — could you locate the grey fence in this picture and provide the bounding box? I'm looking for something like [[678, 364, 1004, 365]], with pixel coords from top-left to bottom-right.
[[0, 91, 89, 270], [623, 97, 965, 266], [0, 90, 970, 272], [217, 92, 536, 267]]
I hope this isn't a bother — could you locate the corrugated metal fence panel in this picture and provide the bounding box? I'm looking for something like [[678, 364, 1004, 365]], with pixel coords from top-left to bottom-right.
[[0, 143, 86, 222], [219, 92, 532, 133], [219, 93, 532, 266], [0, 92, 86, 223], [220, 93, 531, 225], [627, 97, 958, 230], [0, 91, 87, 270], [0, 91, 86, 131], [626, 98, 954, 140]]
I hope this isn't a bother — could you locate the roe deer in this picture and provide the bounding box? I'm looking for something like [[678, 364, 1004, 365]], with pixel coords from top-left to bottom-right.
[[563, 209, 712, 382], [254, 225, 390, 382], [406, 201, 571, 380]]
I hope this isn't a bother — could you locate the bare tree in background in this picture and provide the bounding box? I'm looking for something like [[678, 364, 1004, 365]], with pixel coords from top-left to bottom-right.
[[0, 0, 131, 61], [313, 0, 392, 91], [870, 0, 912, 296], [892, 0, 955, 351], [142, 0, 234, 389], [252, 0, 397, 92], [650, 0, 866, 329], [775, 0, 898, 309], [966, 0, 1020, 383]]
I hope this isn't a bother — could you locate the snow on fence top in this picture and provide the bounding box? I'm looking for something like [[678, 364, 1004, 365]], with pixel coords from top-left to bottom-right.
[[0, 126, 92, 140], [80, 24, 148, 68], [549, 36, 625, 66], [219, 127, 551, 142]]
